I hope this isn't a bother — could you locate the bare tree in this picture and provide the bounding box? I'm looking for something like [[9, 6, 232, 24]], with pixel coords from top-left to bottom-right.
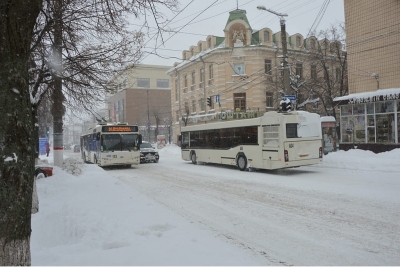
[[1, 0, 178, 265], [301, 25, 348, 118]]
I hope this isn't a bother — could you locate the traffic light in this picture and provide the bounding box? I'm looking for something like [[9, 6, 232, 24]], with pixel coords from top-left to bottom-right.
[[46, 126, 50, 137], [207, 97, 212, 107]]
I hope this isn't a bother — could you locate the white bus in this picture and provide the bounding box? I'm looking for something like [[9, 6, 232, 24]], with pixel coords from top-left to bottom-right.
[[80, 122, 142, 167], [181, 110, 323, 171]]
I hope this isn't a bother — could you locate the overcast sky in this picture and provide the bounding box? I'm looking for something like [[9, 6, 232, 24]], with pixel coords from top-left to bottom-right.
[[132, 0, 345, 66]]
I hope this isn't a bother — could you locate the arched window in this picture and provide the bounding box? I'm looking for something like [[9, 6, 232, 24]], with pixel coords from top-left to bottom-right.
[[296, 36, 301, 47], [263, 31, 269, 42], [310, 39, 316, 49]]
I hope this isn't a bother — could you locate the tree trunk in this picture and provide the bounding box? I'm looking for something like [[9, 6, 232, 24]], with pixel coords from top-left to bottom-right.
[[0, 0, 42, 265]]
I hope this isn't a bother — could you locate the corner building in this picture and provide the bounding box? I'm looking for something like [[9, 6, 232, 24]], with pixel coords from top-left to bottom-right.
[[169, 9, 344, 144], [334, 0, 400, 152]]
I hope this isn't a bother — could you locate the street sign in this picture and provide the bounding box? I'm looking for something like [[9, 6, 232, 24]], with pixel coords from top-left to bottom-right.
[[284, 95, 296, 100], [216, 94, 220, 103]]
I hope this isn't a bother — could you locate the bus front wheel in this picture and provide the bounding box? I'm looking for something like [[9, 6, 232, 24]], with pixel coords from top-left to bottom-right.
[[237, 154, 247, 171], [190, 151, 197, 165]]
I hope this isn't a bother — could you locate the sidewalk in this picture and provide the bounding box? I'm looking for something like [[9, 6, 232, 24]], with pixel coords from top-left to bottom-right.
[[31, 154, 263, 265]]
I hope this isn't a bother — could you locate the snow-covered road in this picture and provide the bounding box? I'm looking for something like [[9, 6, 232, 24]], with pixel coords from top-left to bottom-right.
[[106, 147, 400, 266]]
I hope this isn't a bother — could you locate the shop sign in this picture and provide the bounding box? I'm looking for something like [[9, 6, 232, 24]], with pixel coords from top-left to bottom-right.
[[348, 92, 400, 104], [216, 110, 261, 120], [183, 110, 262, 125]]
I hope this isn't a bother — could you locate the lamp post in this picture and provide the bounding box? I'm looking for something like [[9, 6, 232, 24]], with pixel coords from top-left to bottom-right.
[[257, 6, 290, 95]]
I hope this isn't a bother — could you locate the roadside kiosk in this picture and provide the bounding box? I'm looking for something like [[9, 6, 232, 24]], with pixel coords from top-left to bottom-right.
[[321, 116, 337, 154]]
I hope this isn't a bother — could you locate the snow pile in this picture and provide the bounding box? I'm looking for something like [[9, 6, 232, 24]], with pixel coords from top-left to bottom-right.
[[61, 157, 84, 176], [158, 143, 181, 157], [318, 148, 400, 173]]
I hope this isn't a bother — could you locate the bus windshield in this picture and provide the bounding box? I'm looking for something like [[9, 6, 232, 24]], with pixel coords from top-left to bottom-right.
[[101, 133, 138, 151]]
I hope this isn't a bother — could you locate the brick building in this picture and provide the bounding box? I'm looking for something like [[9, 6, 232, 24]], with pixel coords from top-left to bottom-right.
[[334, 0, 400, 152], [107, 64, 173, 143]]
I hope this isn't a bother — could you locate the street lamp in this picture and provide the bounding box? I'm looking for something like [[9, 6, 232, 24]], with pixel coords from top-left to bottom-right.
[[257, 5, 290, 95]]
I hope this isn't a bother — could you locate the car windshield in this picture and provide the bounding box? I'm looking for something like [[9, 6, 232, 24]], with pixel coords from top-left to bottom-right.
[[140, 143, 153, 149]]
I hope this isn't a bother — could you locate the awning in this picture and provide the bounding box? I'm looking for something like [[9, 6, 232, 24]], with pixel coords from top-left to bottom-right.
[[333, 88, 400, 104]]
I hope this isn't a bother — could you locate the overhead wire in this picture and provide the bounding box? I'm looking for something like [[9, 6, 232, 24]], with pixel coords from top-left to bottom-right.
[[140, 0, 220, 63]]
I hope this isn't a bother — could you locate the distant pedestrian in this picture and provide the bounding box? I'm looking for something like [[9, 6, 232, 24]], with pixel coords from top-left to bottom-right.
[[46, 142, 50, 157]]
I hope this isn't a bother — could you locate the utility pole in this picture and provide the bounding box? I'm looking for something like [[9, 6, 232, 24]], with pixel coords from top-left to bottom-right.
[[200, 56, 206, 111], [52, 0, 64, 167], [257, 6, 290, 95], [147, 89, 150, 142]]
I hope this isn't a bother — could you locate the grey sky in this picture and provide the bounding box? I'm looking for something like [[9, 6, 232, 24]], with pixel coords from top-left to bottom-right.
[[133, 0, 345, 66]]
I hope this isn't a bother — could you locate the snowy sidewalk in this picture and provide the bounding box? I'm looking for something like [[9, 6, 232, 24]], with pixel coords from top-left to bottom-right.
[[31, 157, 264, 265]]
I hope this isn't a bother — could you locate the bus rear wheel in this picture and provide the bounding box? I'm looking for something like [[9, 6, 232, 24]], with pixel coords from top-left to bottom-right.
[[190, 151, 197, 165], [237, 154, 247, 171]]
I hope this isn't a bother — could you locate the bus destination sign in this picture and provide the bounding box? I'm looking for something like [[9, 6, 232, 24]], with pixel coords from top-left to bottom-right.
[[102, 126, 138, 132]]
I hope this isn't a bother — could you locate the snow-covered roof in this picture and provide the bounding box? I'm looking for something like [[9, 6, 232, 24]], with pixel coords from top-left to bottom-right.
[[320, 116, 336, 122], [167, 41, 227, 74], [333, 88, 400, 104]]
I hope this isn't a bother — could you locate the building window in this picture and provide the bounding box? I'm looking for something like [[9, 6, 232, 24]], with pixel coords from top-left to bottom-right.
[[312, 93, 318, 109], [191, 71, 195, 90], [263, 31, 269, 42], [310, 39, 316, 49], [233, 63, 245, 75], [296, 63, 303, 78], [311, 65, 317, 79], [157, 79, 169, 89], [198, 99, 204, 111], [296, 36, 301, 47], [324, 68, 330, 81], [175, 80, 178, 101], [234, 93, 246, 111], [192, 100, 196, 113], [137, 78, 150, 88], [184, 102, 189, 114], [184, 74, 188, 88], [200, 68, 204, 86], [208, 38, 212, 49], [297, 93, 303, 105], [265, 59, 272, 74], [296, 63, 303, 79], [199, 43, 202, 51], [266, 92, 273, 107], [336, 67, 341, 81], [209, 64, 213, 85]]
